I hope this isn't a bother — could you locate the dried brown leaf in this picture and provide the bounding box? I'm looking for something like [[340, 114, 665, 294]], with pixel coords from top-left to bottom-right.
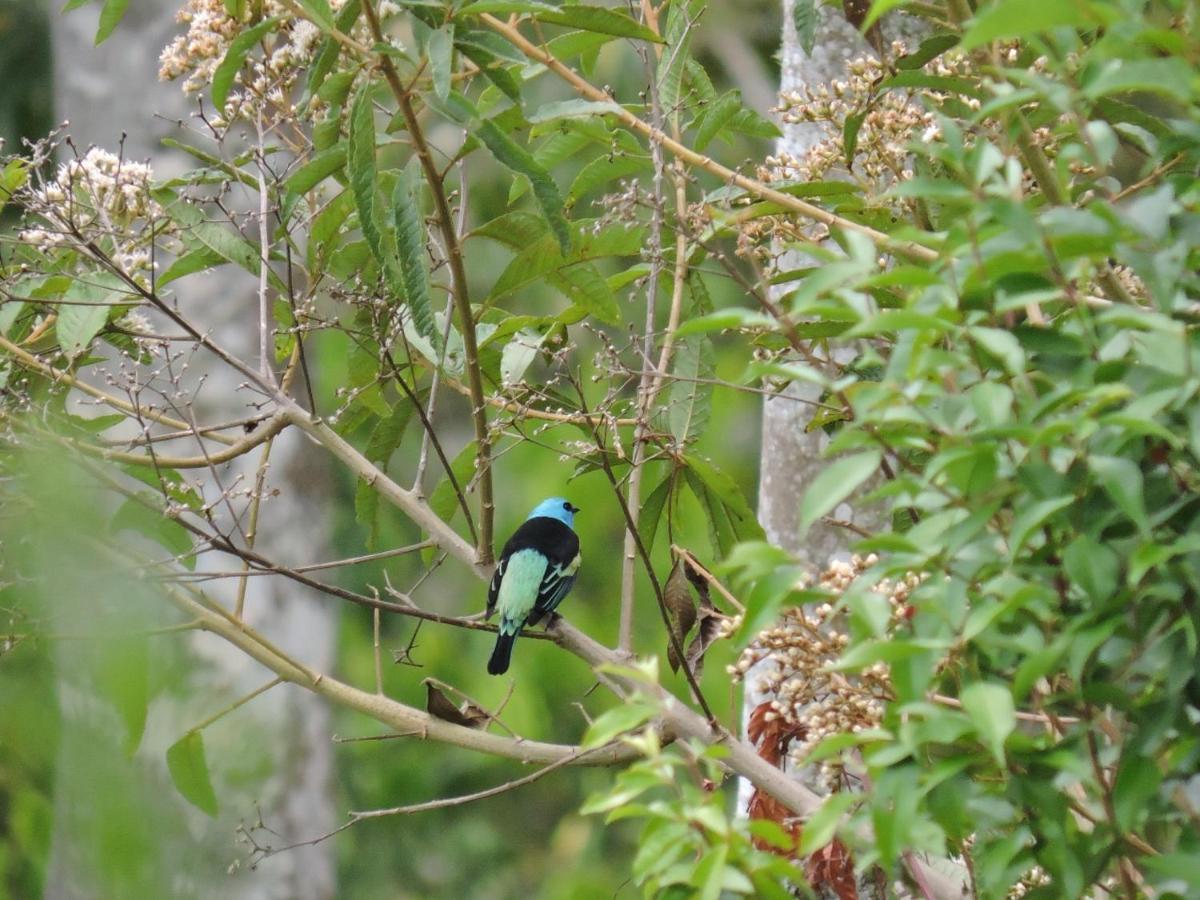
[[806, 837, 858, 900], [424, 681, 488, 729], [664, 559, 697, 672], [683, 591, 730, 679]]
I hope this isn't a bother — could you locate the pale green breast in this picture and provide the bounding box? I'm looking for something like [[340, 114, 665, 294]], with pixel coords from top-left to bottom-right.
[[497, 549, 548, 632]]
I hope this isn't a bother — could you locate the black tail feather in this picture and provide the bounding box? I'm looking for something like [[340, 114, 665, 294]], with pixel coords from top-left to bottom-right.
[[488, 632, 516, 675]]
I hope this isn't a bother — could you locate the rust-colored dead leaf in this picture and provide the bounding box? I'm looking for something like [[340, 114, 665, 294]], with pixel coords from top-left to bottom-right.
[[424, 681, 489, 729], [806, 837, 858, 900]]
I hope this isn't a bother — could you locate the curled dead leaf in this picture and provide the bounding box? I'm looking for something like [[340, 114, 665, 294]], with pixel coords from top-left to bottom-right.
[[424, 681, 489, 729], [664, 559, 697, 672]]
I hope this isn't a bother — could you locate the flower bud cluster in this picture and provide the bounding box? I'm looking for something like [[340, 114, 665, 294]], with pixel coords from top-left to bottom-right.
[[730, 554, 920, 790], [19, 147, 163, 278]]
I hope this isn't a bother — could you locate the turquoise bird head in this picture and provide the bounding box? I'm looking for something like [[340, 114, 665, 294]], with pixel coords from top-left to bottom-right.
[[528, 496, 579, 528]]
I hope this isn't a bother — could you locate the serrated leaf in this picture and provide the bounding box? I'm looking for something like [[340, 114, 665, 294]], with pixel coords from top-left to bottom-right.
[[582, 702, 656, 748], [393, 161, 438, 346], [355, 476, 382, 549], [95, 0, 129, 44], [666, 336, 713, 445], [475, 119, 571, 254], [167, 731, 219, 817], [657, 1, 693, 123], [798, 450, 882, 535], [212, 16, 281, 111], [692, 90, 742, 151], [792, 0, 817, 54]]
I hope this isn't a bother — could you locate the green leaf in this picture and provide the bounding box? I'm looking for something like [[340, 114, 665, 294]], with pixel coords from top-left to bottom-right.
[[500, 328, 544, 386], [95, 637, 149, 756], [969, 326, 1024, 376], [796, 792, 858, 855], [657, 0, 695, 124], [666, 337, 713, 445], [475, 119, 571, 254], [1062, 535, 1119, 602], [798, 451, 882, 535], [1089, 455, 1149, 534], [347, 83, 388, 275], [582, 702, 656, 747], [167, 731, 219, 817], [429, 442, 477, 523], [843, 111, 865, 166], [159, 247, 226, 287], [112, 497, 194, 565], [285, 146, 347, 196], [56, 279, 120, 360], [355, 477, 382, 550], [295, 0, 336, 31], [393, 161, 438, 346], [1007, 496, 1072, 558], [960, 0, 1095, 51], [792, 0, 817, 54], [95, 0, 130, 44], [305, 0, 362, 98], [526, 99, 623, 125], [1112, 751, 1161, 833], [638, 471, 672, 552], [692, 90, 742, 152], [535, 5, 664, 43], [223, 0, 245, 17], [212, 16, 281, 111], [960, 682, 1015, 766], [427, 26, 453, 101]]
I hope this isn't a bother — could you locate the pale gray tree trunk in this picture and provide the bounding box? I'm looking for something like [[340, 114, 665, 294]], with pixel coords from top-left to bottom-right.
[[45, 2, 337, 897], [744, 4, 927, 896]]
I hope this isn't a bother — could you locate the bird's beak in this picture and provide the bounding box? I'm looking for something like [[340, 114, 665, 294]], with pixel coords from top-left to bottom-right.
[[568, 503, 580, 513]]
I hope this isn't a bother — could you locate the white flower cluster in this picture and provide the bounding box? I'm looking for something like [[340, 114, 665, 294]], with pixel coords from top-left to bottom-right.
[[730, 554, 923, 791], [19, 148, 163, 276], [159, 0, 402, 126]]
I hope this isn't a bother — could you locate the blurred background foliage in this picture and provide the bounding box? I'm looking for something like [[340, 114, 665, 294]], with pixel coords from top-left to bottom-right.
[[0, 3, 780, 897]]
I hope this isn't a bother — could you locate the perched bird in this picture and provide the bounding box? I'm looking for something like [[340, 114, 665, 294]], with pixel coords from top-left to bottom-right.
[[486, 497, 581, 675]]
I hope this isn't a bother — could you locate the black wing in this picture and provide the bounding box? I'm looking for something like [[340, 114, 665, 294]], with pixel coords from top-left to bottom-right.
[[486, 516, 579, 622]]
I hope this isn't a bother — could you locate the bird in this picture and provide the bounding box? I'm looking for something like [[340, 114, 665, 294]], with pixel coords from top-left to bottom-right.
[[486, 497, 581, 675]]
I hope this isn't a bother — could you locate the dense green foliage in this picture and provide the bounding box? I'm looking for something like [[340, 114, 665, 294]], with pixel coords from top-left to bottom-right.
[[2, 0, 1199, 897]]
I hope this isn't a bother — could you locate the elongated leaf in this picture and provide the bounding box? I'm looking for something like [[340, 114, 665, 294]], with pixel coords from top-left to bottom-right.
[[666, 336, 713, 445], [95, 0, 129, 44], [638, 471, 672, 552], [306, 0, 362, 98], [657, 0, 694, 123], [692, 90, 742, 151], [212, 16, 282, 111], [167, 731, 219, 817], [285, 146, 347, 196], [56, 275, 126, 359], [427, 26, 453, 101], [798, 451, 882, 535], [1090, 455, 1149, 534], [347, 83, 388, 272], [475, 119, 571, 253], [393, 161, 438, 345], [112, 497, 194, 563], [536, 6, 663, 43], [295, 0, 335, 31], [960, 0, 1095, 50], [429, 442, 477, 523], [792, 0, 817, 54]]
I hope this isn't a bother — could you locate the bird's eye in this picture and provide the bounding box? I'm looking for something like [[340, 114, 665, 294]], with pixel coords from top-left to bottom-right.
[[563, 502, 570, 509]]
